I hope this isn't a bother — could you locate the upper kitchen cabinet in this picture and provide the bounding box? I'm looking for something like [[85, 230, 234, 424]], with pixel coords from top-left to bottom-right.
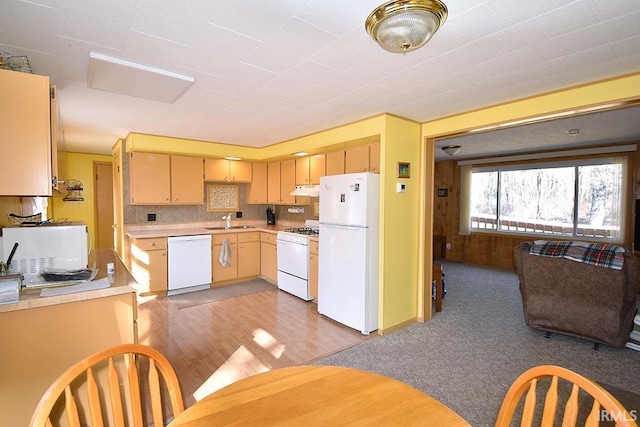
[[171, 155, 204, 204], [0, 69, 54, 196], [267, 160, 309, 205], [247, 162, 267, 204], [204, 158, 252, 182], [325, 150, 345, 176], [345, 143, 380, 174], [129, 152, 203, 205], [295, 154, 325, 185]]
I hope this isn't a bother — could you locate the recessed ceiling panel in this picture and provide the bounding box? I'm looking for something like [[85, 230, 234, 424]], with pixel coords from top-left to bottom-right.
[[87, 52, 194, 103]]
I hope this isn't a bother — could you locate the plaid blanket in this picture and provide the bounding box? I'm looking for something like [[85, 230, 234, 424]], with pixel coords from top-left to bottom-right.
[[520, 240, 627, 270]]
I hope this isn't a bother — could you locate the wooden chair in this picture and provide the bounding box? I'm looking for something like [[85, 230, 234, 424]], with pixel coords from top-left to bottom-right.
[[495, 365, 638, 427], [30, 343, 184, 427]]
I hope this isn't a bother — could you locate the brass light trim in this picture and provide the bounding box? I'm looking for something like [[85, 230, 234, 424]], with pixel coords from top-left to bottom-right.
[[366, 0, 448, 54]]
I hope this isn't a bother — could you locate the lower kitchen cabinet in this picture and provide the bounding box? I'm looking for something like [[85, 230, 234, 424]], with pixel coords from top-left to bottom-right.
[[212, 233, 238, 285], [260, 232, 277, 284], [238, 232, 260, 278], [129, 237, 168, 294], [309, 239, 319, 302]]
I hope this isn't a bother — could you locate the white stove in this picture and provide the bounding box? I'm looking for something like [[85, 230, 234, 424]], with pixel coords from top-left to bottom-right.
[[276, 220, 319, 301]]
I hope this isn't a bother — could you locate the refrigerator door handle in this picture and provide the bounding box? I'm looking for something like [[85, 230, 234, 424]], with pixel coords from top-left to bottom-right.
[[319, 223, 367, 230]]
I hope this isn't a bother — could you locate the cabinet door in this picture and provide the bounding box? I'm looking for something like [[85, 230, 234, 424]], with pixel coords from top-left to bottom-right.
[[229, 160, 252, 182], [147, 249, 168, 293], [238, 241, 260, 278], [130, 237, 167, 294], [295, 157, 310, 185], [129, 152, 171, 204], [309, 154, 326, 184], [212, 234, 238, 284], [212, 243, 238, 283], [171, 155, 204, 204], [369, 142, 380, 174], [280, 159, 296, 205], [309, 241, 319, 302], [0, 69, 52, 196], [260, 242, 277, 284], [345, 145, 370, 173], [247, 163, 268, 204], [325, 150, 345, 176], [267, 161, 281, 204], [204, 158, 229, 181]]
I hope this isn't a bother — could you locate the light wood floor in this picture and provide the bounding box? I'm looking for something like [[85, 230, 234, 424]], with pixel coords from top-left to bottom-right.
[[136, 284, 373, 408]]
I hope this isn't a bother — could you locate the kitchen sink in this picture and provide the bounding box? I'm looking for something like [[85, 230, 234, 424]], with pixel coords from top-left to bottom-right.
[[206, 225, 254, 230]]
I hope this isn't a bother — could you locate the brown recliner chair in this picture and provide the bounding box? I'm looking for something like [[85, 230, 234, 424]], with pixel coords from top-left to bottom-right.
[[513, 243, 639, 348]]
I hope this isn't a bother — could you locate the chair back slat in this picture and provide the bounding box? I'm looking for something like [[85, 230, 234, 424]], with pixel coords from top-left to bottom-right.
[[127, 352, 144, 427], [495, 365, 638, 427], [63, 386, 81, 427], [586, 401, 601, 427], [561, 384, 580, 427], [148, 359, 164, 426], [29, 344, 184, 427], [521, 380, 537, 426], [541, 375, 559, 425], [86, 367, 104, 427], [107, 357, 126, 427]]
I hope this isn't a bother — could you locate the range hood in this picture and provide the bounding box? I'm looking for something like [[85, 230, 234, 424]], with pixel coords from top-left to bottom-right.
[[290, 185, 320, 197]]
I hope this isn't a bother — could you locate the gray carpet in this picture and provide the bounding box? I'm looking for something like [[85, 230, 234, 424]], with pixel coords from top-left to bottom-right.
[[169, 279, 275, 309], [314, 261, 640, 427]]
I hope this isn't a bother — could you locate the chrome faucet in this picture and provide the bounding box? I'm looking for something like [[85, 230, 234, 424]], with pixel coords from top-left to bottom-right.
[[223, 213, 232, 229]]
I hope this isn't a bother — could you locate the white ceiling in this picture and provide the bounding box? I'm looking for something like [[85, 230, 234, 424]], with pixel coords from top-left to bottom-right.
[[1, 0, 640, 159]]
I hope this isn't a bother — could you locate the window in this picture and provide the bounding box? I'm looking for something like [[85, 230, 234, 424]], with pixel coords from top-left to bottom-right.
[[467, 157, 627, 241]]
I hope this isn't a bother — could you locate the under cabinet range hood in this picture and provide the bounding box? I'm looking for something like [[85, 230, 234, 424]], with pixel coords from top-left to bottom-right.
[[290, 185, 320, 197]]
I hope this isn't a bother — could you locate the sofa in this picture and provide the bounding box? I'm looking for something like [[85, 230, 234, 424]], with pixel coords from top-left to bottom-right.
[[513, 241, 639, 348]]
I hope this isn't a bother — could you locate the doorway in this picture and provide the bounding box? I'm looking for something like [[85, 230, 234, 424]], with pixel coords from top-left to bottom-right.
[[94, 162, 114, 249]]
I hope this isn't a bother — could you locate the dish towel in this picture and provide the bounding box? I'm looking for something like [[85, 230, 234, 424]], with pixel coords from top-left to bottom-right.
[[218, 237, 231, 267]]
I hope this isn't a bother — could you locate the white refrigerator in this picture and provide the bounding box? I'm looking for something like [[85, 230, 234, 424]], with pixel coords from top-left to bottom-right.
[[318, 172, 380, 334]]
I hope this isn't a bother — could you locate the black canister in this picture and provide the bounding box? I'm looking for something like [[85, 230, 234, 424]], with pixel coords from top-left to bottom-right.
[[266, 207, 276, 225]]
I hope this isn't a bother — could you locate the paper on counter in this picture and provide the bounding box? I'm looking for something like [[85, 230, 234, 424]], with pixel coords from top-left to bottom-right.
[[40, 277, 111, 297]]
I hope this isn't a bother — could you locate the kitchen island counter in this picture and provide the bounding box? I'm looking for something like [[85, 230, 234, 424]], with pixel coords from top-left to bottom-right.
[[0, 248, 138, 427], [0, 248, 136, 313]]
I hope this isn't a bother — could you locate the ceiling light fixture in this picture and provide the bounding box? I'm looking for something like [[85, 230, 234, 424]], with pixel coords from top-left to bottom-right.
[[293, 152, 309, 157], [366, 0, 448, 54], [567, 129, 580, 136], [442, 145, 461, 156], [224, 156, 243, 160]]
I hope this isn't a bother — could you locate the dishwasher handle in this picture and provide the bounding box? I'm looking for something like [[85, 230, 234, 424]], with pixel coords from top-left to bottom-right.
[[168, 234, 211, 242]]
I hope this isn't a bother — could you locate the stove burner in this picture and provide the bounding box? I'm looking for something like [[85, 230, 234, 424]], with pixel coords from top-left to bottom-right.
[[284, 227, 319, 235]]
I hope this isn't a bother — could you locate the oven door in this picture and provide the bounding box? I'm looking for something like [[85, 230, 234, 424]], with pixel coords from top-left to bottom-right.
[[276, 238, 311, 301], [276, 239, 308, 280]]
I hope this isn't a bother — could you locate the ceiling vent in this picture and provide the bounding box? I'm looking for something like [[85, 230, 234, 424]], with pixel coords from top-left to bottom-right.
[[87, 52, 194, 103]]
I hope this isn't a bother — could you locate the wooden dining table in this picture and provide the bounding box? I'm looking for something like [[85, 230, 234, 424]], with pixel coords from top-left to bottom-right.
[[168, 365, 471, 426]]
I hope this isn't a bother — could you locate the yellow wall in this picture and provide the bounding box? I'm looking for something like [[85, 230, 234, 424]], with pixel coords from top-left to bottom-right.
[[125, 116, 388, 160], [421, 73, 640, 138], [51, 152, 112, 251], [378, 115, 422, 329]]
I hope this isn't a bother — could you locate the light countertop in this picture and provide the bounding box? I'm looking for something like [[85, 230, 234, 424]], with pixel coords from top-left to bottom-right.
[[0, 249, 136, 313], [126, 220, 305, 239]]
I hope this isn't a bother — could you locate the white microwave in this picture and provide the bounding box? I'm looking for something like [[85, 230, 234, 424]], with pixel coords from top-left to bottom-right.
[[2, 223, 90, 274]]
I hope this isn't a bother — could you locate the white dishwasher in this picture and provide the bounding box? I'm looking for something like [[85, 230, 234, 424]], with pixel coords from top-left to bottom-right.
[[167, 234, 212, 296]]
